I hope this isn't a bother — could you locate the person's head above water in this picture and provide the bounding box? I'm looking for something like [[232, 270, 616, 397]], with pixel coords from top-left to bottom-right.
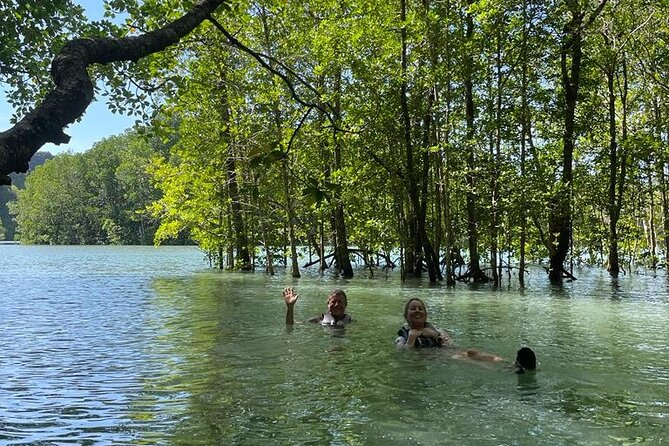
[[403, 298, 428, 329], [514, 346, 537, 373], [282, 287, 351, 326], [326, 289, 347, 317]]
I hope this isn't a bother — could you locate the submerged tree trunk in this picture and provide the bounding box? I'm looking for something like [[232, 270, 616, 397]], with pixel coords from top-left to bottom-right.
[[647, 165, 658, 270], [606, 65, 620, 276], [549, 12, 580, 281], [282, 158, 301, 278], [549, 0, 607, 282], [331, 68, 354, 278], [400, 0, 441, 282], [660, 158, 669, 274], [219, 76, 251, 270], [601, 29, 629, 277], [518, 0, 530, 287], [463, 0, 487, 283], [489, 14, 505, 287]]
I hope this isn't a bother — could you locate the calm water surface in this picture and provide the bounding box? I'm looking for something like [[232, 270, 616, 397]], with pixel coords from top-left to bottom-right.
[[1, 246, 668, 445]]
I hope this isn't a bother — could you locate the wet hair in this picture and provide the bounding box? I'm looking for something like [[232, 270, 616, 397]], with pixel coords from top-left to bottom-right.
[[327, 289, 347, 306], [514, 347, 537, 373], [403, 298, 427, 320]]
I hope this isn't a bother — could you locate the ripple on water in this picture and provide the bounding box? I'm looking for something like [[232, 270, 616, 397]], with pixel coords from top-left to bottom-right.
[[2, 252, 669, 445]]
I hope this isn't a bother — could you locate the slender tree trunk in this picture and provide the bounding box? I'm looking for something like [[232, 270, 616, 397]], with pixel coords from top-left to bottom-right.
[[400, 0, 441, 282], [219, 78, 251, 270], [217, 203, 225, 270], [442, 0, 455, 285], [549, 4, 582, 282], [518, 0, 530, 287], [423, 0, 442, 271], [463, 0, 487, 282], [604, 40, 629, 278], [261, 221, 274, 275], [606, 66, 620, 276], [660, 160, 669, 273], [647, 165, 658, 270], [226, 202, 235, 270], [281, 158, 300, 278], [490, 15, 504, 287], [658, 105, 669, 273], [332, 68, 354, 278], [399, 0, 420, 277], [549, 0, 608, 281]]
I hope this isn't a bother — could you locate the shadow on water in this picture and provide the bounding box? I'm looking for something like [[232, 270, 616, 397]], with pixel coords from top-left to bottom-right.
[[610, 277, 623, 301]]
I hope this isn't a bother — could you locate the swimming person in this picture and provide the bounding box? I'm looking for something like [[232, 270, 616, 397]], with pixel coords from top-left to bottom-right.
[[395, 298, 537, 373], [395, 297, 450, 348], [283, 287, 352, 327]]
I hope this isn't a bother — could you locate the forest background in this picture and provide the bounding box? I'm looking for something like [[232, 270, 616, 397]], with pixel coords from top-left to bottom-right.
[[1, 0, 668, 286]]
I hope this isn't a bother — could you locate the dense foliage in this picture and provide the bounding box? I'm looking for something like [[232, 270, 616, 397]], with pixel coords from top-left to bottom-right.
[[0, 1, 87, 117], [0, 152, 53, 240], [9, 132, 164, 244], [4, 0, 669, 283]]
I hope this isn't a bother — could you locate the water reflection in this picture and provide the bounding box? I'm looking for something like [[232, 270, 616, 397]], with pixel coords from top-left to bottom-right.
[[610, 277, 623, 300], [515, 371, 539, 400]]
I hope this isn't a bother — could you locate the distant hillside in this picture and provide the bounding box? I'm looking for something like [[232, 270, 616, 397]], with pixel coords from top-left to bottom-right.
[[0, 151, 54, 241]]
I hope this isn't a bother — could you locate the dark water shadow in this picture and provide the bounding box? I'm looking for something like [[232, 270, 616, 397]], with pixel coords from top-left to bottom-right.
[[609, 277, 623, 301]]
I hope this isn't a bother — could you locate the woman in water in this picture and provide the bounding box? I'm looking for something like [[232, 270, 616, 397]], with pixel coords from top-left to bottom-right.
[[395, 298, 536, 373]]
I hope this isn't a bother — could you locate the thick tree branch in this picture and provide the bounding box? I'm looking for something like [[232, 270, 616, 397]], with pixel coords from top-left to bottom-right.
[[0, 0, 227, 184]]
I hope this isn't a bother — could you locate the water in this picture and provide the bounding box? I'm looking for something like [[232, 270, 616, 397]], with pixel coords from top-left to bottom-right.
[[0, 246, 667, 445]]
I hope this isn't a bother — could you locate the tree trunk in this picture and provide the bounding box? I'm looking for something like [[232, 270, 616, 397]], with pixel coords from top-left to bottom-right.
[[658, 104, 669, 274], [660, 159, 669, 273], [490, 15, 504, 287], [518, 0, 530, 287], [603, 38, 629, 278], [400, 0, 441, 282], [549, 0, 608, 281], [442, 0, 455, 286], [463, 0, 487, 283], [647, 165, 658, 270], [219, 76, 251, 270], [258, 7, 285, 277], [549, 4, 582, 282], [606, 66, 620, 277], [331, 68, 354, 278], [281, 159, 301, 278]]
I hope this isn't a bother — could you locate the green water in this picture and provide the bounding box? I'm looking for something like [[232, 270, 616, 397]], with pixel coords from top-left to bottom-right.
[[1, 246, 667, 445]]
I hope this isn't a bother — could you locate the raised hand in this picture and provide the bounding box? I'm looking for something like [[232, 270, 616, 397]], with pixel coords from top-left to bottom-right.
[[283, 287, 300, 306]]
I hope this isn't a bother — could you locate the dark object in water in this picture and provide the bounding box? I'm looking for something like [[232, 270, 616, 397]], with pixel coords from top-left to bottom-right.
[[513, 347, 537, 374]]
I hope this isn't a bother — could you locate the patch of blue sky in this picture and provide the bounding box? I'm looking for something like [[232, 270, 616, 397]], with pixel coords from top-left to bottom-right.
[[0, 0, 138, 155]]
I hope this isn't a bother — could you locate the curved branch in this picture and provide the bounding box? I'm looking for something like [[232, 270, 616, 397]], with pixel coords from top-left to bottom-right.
[[207, 18, 332, 117], [0, 0, 227, 183]]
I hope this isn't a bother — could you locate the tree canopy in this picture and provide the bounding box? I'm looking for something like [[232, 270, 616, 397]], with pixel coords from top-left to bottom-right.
[[4, 0, 669, 284]]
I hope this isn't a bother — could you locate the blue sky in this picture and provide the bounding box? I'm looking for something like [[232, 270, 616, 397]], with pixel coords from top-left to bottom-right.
[[0, 0, 137, 155]]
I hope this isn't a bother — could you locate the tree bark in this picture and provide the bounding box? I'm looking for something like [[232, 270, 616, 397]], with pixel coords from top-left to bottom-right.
[[0, 0, 226, 183], [331, 67, 354, 278], [518, 0, 530, 287], [660, 158, 669, 274], [400, 0, 441, 282], [463, 0, 487, 283], [549, 0, 608, 282], [219, 76, 252, 270], [549, 2, 582, 282]]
